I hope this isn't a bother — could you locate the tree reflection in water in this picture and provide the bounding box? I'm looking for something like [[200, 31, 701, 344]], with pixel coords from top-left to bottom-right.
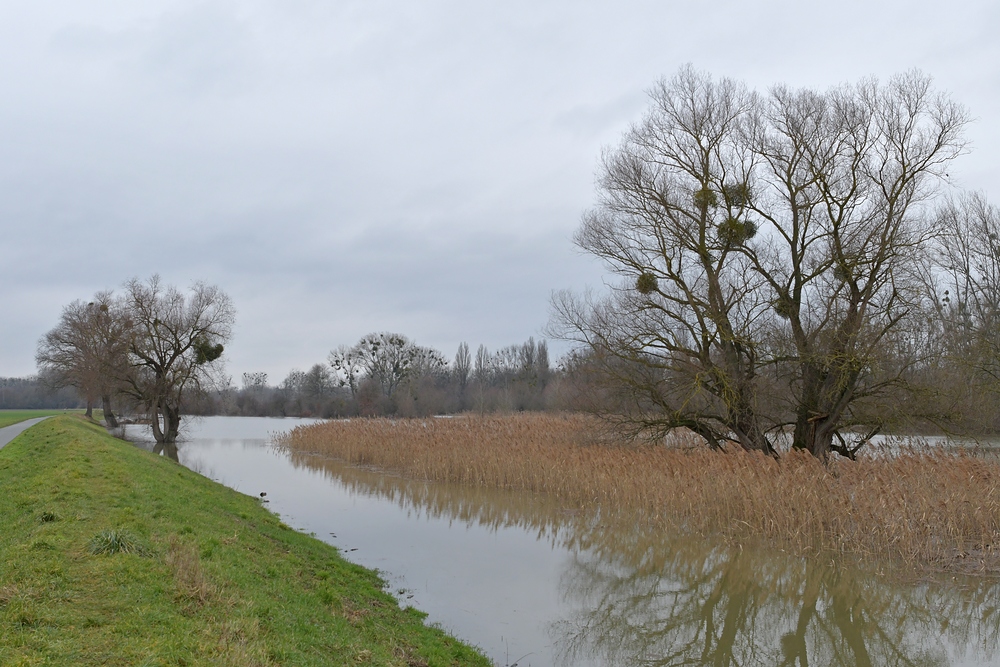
[[288, 451, 1000, 667], [556, 526, 1000, 666], [152, 441, 180, 461]]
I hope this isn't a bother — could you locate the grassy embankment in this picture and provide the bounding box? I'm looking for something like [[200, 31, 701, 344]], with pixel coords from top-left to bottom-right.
[[0, 410, 93, 429], [0, 416, 490, 667], [283, 413, 1000, 572]]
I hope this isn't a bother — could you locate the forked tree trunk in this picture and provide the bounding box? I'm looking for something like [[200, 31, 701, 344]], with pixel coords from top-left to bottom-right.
[[792, 358, 861, 460], [150, 400, 181, 446]]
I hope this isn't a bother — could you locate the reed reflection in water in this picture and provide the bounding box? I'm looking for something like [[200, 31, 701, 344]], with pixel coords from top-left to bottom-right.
[[291, 448, 1000, 667]]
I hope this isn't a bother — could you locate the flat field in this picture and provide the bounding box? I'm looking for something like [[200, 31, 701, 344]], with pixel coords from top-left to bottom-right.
[[0, 416, 489, 667]]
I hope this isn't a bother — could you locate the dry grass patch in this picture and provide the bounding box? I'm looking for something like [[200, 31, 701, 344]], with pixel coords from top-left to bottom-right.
[[167, 536, 214, 605], [281, 413, 1000, 570], [212, 617, 274, 667], [0, 584, 21, 606]]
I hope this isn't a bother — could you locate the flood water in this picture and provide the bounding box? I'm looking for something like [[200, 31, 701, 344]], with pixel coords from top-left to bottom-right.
[[128, 416, 1000, 667]]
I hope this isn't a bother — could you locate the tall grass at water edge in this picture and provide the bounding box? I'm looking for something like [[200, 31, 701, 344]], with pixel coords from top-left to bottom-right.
[[280, 413, 1000, 571]]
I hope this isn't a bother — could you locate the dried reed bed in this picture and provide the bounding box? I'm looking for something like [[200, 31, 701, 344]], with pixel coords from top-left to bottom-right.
[[279, 413, 1000, 570]]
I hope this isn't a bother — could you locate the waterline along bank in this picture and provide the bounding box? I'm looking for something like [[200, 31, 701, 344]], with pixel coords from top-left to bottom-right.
[[0, 416, 490, 667]]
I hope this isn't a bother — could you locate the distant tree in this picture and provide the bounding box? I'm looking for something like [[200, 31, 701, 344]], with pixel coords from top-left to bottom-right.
[[409, 346, 448, 378], [302, 364, 333, 399], [275, 369, 307, 416], [454, 342, 472, 400], [935, 193, 1000, 382], [397, 346, 449, 416], [242, 372, 268, 390], [474, 344, 490, 385], [36, 291, 130, 425], [331, 332, 441, 400], [281, 369, 307, 394], [119, 276, 234, 447], [329, 345, 364, 399], [536, 340, 551, 387], [450, 338, 555, 412], [239, 372, 269, 415], [516, 338, 551, 408], [923, 193, 1000, 428], [471, 344, 490, 413], [359, 332, 415, 399]]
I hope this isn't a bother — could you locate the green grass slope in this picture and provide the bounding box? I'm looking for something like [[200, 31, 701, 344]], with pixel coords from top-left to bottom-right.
[[0, 416, 491, 667]]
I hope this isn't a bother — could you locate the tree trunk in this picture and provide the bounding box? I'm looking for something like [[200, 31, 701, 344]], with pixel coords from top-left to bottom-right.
[[102, 394, 119, 428], [150, 404, 164, 443], [150, 400, 181, 444], [794, 414, 835, 460], [792, 356, 862, 460], [163, 404, 181, 443], [731, 400, 777, 457], [85, 399, 93, 419], [150, 400, 182, 460]]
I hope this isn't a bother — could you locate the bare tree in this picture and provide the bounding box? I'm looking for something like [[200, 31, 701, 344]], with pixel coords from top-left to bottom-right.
[[474, 345, 490, 383], [329, 344, 364, 399], [277, 368, 307, 416], [242, 372, 268, 390], [119, 276, 234, 447], [36, 291, 130, 425], [930, 193, 1000, 425], [241, 372, 269, 415], [302, 364, 333, 400], [329, 332, 444, 401], [454, 341, 472, 405], [553, 66, 969, 458]]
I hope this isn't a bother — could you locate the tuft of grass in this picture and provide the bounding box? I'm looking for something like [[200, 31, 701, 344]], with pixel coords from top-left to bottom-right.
[[281, 413, 1000, 571], [88, 529, 149, 556], [0, 416, 489, 666]]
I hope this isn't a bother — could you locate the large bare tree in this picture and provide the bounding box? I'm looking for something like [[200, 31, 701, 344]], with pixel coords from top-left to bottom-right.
[[553, 67, 969, 458], [119, 276, 235, 447]]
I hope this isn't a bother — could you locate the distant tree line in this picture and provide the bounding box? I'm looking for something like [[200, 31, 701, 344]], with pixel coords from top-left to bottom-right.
[[185, 333, 569, 418], [29, 277, 579, 425], [0, 376, 82, 410]]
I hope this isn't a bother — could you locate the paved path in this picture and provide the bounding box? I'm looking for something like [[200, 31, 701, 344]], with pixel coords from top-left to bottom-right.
[[0, 417, 50, 450]]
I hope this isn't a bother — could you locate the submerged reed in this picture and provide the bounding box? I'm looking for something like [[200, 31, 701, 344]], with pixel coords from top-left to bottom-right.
[[279, 413, 1000, 571]]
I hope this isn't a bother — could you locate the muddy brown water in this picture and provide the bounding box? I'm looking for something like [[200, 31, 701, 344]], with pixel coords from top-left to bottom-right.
[[126, 416, 1000, 667]]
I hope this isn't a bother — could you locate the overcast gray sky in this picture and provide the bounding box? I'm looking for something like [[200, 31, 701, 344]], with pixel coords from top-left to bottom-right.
[[2, 0, 998, 384]]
